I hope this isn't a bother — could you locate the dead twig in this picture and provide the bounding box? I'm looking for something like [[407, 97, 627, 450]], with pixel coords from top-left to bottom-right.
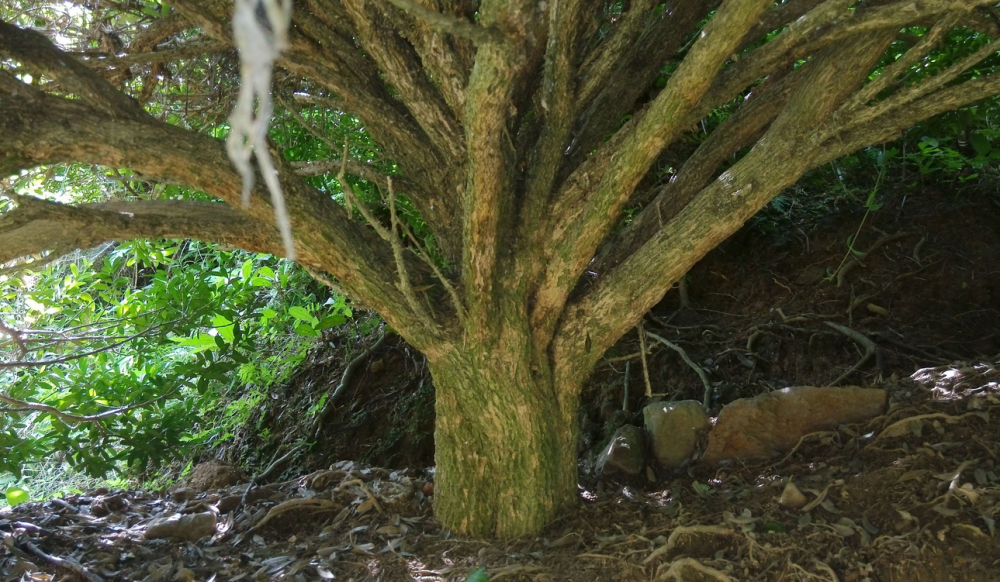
[[0, 386, 177, 426], [334, 146, 435, 330], [824, 321, 876, 386], [645, 330, 713, 410], [637, 324, 652, 398], [0, 320, 27, 357], [22, 540, 105, 582], [241, 441, 308, 507]]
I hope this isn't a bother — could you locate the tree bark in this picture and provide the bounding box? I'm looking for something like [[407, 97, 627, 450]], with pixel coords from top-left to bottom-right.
[[429, 334, 579, 538]]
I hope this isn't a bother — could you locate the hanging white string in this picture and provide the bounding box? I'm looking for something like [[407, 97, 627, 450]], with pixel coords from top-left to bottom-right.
[[226, 0, 296, 259]]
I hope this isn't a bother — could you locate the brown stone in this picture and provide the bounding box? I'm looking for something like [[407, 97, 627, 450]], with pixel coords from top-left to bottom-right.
[[703, 386, 886, 463], [144, 512, 217, 542], [184, 460, 245, 491]]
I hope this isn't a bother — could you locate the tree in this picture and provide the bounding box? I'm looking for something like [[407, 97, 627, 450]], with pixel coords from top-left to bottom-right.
[[2, 0, 1000, 537]]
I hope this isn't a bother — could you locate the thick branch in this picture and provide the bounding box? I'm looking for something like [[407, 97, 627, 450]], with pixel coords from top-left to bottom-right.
[[570, 0, 719, 164], [387, 0, 472, 119], [0, 22, 146, 119], [530, 0, 774, 349], [75, 40, 229, 68], [592, 69, 798, 274], [0, 81, 448, 353], [384, 0, 503, 44], [553, 31, 898, 390], [815, 73, 1000, 168], [342, 0, 466, 165], [461, 0, 546, 333], [0, 197, 287, 265]]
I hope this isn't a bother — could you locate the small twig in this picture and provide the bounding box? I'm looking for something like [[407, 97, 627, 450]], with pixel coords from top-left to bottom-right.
[[645, 331, 713, 411], [0, 386, 177, 425], [824, 321, 876, 386], [677, 276, 691, 309], [334, 156, 435, 329], [392, 197, 466, 322], [382, 0, 503, 44], [241, 442, 307, 507], [637, 324, 652, 398], [623, 360, 631, 412], [387, 180, 436, 329], [312, 333, 387, 438], [22, 540, 104, 582], [0, 320, 27, 357], [604, 347, 654, 364]]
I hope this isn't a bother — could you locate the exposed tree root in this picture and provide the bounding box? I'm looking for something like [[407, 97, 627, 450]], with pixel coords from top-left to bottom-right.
[[645, 330, 713, 410], [824, 321, 877, 386], [22, 540, 105, 582]]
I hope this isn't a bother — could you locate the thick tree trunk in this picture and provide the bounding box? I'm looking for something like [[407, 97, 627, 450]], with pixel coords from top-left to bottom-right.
[[429, 343, 580, 538]]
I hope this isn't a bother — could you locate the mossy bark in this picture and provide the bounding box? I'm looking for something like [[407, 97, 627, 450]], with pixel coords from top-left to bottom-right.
[[429, 344, 579, 538]]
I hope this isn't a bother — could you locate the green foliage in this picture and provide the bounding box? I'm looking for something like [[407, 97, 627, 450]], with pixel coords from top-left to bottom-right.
[[0, 237, 352, 480]]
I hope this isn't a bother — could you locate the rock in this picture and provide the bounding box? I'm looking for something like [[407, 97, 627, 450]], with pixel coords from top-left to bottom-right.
[[643, 400, 710, 470], [90, 494, 127, 517], [703, 386, 886, 463], [171, 488, 196, 503], [595, 425, 646, 476], [184, 461, 244, 491], [779, 481, 807, 510], [215, 495, 242, 514], [144, 512, 217, 542]]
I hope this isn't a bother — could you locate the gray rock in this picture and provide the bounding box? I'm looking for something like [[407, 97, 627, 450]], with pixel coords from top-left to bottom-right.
[[643, 400, 710, 470], [595, 424, 646, 476]]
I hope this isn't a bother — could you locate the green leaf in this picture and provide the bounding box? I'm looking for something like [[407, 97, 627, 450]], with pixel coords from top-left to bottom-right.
[[212, 314, 235, 342], [241, 259, 253, 280], [465, 567, 489, 582], [6, 487, 29, 506], [294, 323, 319, 337], [318, 314, 346, 330], [970, 133, 991, 156], [288, 306, 317, 325]]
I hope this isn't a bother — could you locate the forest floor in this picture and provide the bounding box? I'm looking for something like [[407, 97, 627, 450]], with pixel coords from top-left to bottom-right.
[[1, 185, 999, 581]]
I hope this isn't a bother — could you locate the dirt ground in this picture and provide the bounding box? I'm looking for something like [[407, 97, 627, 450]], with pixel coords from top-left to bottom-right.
[[1, 187, 999, 581]]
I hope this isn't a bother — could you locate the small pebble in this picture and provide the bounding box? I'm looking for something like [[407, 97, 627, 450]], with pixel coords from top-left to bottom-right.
[[779, 481, 807, 510]]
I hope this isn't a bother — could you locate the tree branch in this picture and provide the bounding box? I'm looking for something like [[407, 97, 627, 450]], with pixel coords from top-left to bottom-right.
[[461, 0, 546, 333], [386, 0, 472, 119], [553, 31, 898, 390], [592, 69, 798, 274], [0, 40, 447, 352], [170, 0, 466, 260], [383, 0, 503, 44], [0, 22, 146, 120], [570, 0, 718, 166], [74, 40, 229, 68], [0, 197, 288, 266], [343, 0, 466, 165], [530, 0, 774, 350]]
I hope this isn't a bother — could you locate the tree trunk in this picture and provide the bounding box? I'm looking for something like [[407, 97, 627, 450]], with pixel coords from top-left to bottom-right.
[[429, 342, 580, 538]]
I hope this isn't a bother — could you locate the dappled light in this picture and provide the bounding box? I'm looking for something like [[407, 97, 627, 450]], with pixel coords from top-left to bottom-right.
[[1, 0, 1000, 577]]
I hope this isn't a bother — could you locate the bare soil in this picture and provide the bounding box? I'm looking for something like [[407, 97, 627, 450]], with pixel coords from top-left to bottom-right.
[[1, 187, 999, 581]]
